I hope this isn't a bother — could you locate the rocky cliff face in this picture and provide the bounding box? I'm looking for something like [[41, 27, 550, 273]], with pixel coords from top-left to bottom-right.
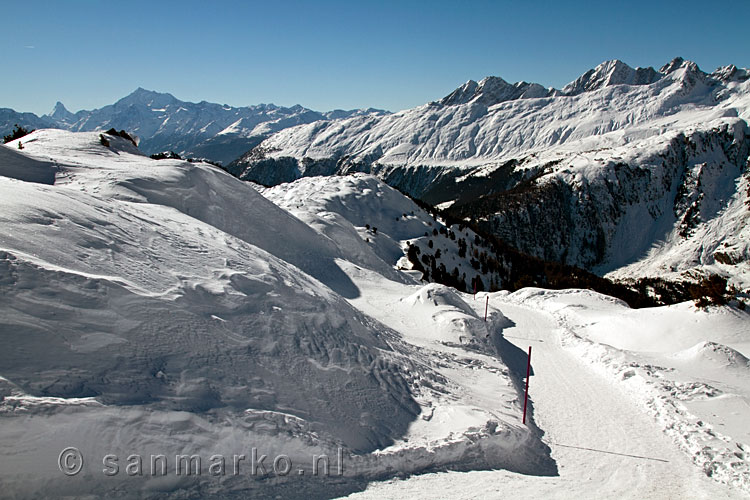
[[449, 122, 750, 280]]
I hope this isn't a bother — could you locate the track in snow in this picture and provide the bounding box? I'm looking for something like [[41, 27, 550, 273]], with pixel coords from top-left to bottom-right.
[[341, 299, 741, 499]]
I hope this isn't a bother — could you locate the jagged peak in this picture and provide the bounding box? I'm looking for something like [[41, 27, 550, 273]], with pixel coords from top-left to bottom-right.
[[713, 64, 738, 79], [659, 57, 685, 74], [48, 101, 73, 119], [596, 59, 634, 74], [51, 101, 68, 113], [711, 64, 750, 82], [655, 58, 710, 89], [562, 59, 662, 95], [440, 75, 550, 107], [42, 101, 76, 123], [131, 86, 161, 96], [659, 57, 705, 75], [478, 75, 512, 87]]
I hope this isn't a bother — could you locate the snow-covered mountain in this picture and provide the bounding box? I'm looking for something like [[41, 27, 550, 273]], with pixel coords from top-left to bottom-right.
[[1, 130, 748, 498], [258, 174, 509, 294], [230, 58, 750, 288], [1, 108, 55, 138], [2, 89, 387, 165]]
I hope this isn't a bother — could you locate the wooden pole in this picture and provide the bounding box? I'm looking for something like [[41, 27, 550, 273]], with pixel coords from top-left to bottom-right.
[[523, 346, 532, 424]]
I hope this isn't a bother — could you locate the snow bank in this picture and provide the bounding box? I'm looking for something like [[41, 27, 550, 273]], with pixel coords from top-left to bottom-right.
[[0, 130, 552, 498], [507, 288, 750, 494], [0, 130, 430, 497]]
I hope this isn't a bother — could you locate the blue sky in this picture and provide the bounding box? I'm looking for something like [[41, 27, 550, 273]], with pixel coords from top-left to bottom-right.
[[2, 0, 749, 115]]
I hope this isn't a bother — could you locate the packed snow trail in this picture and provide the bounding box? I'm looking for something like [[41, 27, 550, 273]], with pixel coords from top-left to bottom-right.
[[341, 298, 741, 499], [498, 301, 736, 498]]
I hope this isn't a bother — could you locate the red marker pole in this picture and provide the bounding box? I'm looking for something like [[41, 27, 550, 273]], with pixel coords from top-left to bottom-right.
[[522, 346, 532, 424], [484, 296, 489, 321]]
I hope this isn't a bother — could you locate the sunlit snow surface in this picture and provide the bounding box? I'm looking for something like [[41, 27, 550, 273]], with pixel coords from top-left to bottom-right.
[[0, 131, 541, 498], [237, 59, 750, 289], [262, 172, 750, 498], [0, 130, 748, 498]]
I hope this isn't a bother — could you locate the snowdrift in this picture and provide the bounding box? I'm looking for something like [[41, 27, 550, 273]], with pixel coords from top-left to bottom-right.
[[0, 131, 543, 498], [0, 131, 425, 497]]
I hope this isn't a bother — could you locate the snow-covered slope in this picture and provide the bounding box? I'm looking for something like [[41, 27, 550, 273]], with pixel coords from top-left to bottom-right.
[[0, 131, 543, 498], [231, 58, 750, 288], [506, 288, 750, 493], [258, 174, 507, 293], [253, 172, 750, 496], [234, 58, 748, 172], [0, 130, 420, 447], [2, 130, 748, 499]]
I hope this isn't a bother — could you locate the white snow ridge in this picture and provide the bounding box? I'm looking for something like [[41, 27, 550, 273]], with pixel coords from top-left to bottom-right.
[[2, 58, 750, 500]]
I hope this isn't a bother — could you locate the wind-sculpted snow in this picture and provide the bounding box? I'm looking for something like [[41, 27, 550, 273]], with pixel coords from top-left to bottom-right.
[[672, 342, 750, 370], [0, 130, 429, 495], [0, 131, 548, 498], [0, 130, 423, 444]]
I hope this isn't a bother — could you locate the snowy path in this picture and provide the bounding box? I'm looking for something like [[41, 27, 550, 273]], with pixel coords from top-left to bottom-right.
[[497, 302, 736, 498], [341, 300, 742, 499]]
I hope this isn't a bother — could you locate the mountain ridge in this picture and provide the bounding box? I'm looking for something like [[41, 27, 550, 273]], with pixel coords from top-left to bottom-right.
[[1, 88, 389, 165], [229, 57, 750, 289]]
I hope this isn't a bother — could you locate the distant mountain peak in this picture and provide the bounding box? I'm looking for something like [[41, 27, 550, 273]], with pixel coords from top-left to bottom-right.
[[439, 57, 714, 107], [131, 86, 160, 96], [48, 101, 74, 121], [440, 75, 550, 107], [6, 88, 388, 166], [656, 58, 707, 88], [117, 87, 179, 108], [659, 57, 687, 74], [562, 59, 661, 95], [711, 63, 750, 82]]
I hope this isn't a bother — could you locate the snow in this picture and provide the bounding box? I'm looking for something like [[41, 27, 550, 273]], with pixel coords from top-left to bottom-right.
[[0, 131, 418, 496], [1, 130, 748, 498], [0, 131, 540, 497], [504, 288, 750, 494], [241, 59, 745, 168], [234, 58, 750, 289], [340, 289, 749, 500], [260, 173, 502, 292], [7, 89, 387, 165]]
